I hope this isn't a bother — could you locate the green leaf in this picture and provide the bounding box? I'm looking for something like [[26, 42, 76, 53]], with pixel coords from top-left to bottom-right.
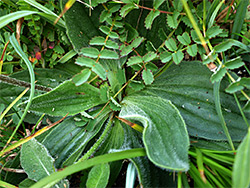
[[120, 96, 189, 171], [153, 0, 165, 9], [145, 10, 160, 29], [167, 11, 180, 29], [89, 36, 106, 46], [20, 81, 103, 116], [224, 57, 245, 69], [210, 65, 227, 83], [136, 61, 248, 141], [92, 63, 107, 80], [105, 40, 119, 49], [231, 0, 249, 40], [206, 26, 223, 39], [130, 37, 144, 49], [100, 49, 119, 59], [142, 69, 154, 85], [120, 3, 138, 17], [62, 0, 101, 52], [225, 82, 244, 94], [72, 69, 91, 86], [99, 10, 112, 23], [160, 51, 172, 63], [173, 0, 183, 12], [120, 45, 133, 56], [214, 39, 234, 53], [243, 101, 250, 113], [128, 80, 145, 91], [143, 51, 157, 63], [177, 32, 191, 45], [109, 31, 119, 39], [99, 25, 110, 35], [81, 47, 100, 58], [172, 50, 184, 64], [75, 56, 96, 68], [21, 139, 55, 181], [165, 38, 177, 51], [127, 56, 143, 66], [187, 44, 198, 57], [232, 127, 250, 188], [86, 163, 110, 188]]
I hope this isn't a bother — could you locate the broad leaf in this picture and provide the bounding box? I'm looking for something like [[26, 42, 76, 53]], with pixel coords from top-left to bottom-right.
[[62, 0, 101, 52], [232, 128, 250, 188], [19, 81, 104, 116], [133, 61, 248, 141], [86, 163, 110, 188], [120, 96, 190, 171], [21, 139, 55, 181]]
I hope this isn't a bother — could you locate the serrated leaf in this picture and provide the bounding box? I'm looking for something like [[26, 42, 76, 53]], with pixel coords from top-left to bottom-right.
[[181, 16, 193, 28], [89, 36, 106, 46], [109, 31, 119, 39], [146, 62, 158, 72], [105, 40, 119, 49], [99, 25, 110, 35], [167, 11, 180, 29], [92, 63, 107, 80], [187, 44, 198, 57], [81, 47, 100, 58], [127, 56, 143, 66], [120, 45, 133, 56], [120, 3, 138, 17], [153, 0, 165, 9], [224, 57, 244, 69], [54, 45, 65, 54], [142, 69, 154, 85], [210, 65, 227, 83], [128, 80, 145, 91], [21, 139, 55, 181], [130, 37, 144, 49], [72, 69, 91, 86], [202, 53, 218, 64], [143, 51, 157, 63], [165, 38, 177, 51], [160, 51, 172, 63], [206, 26, 223, 39], [100, 49, 119, 59], [232, 128, 250, 188], [120, 96, 189, 171], [100, 84, 109, 102], [172, 50, 184, 64], [100, 10, 112, 23], [75, 56, 96, 67], [19, 81, 103, 116], [145, 10, 160, 29], [191, 30, 201, 44], [225, 82, 244, 94], [177, 32, 191, 45], [214, 39, 234, 53], [173, 0, 183, 12]]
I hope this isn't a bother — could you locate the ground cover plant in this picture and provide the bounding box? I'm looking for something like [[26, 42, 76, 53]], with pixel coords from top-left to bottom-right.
[[0, 0, 250, 187]]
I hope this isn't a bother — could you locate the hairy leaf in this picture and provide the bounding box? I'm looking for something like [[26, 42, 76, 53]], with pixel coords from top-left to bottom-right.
[[120, 96, 189, 171], [167, 11, 180, 29], [20, 81, 103, 116]]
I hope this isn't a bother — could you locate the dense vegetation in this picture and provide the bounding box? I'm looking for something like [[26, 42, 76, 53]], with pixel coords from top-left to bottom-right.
[[0, 0, 250, 187]]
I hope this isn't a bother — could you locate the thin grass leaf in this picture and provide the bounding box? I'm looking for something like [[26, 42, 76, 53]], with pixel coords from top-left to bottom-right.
[[213, 80, 235, 150], [207, 0, 224, 28]]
